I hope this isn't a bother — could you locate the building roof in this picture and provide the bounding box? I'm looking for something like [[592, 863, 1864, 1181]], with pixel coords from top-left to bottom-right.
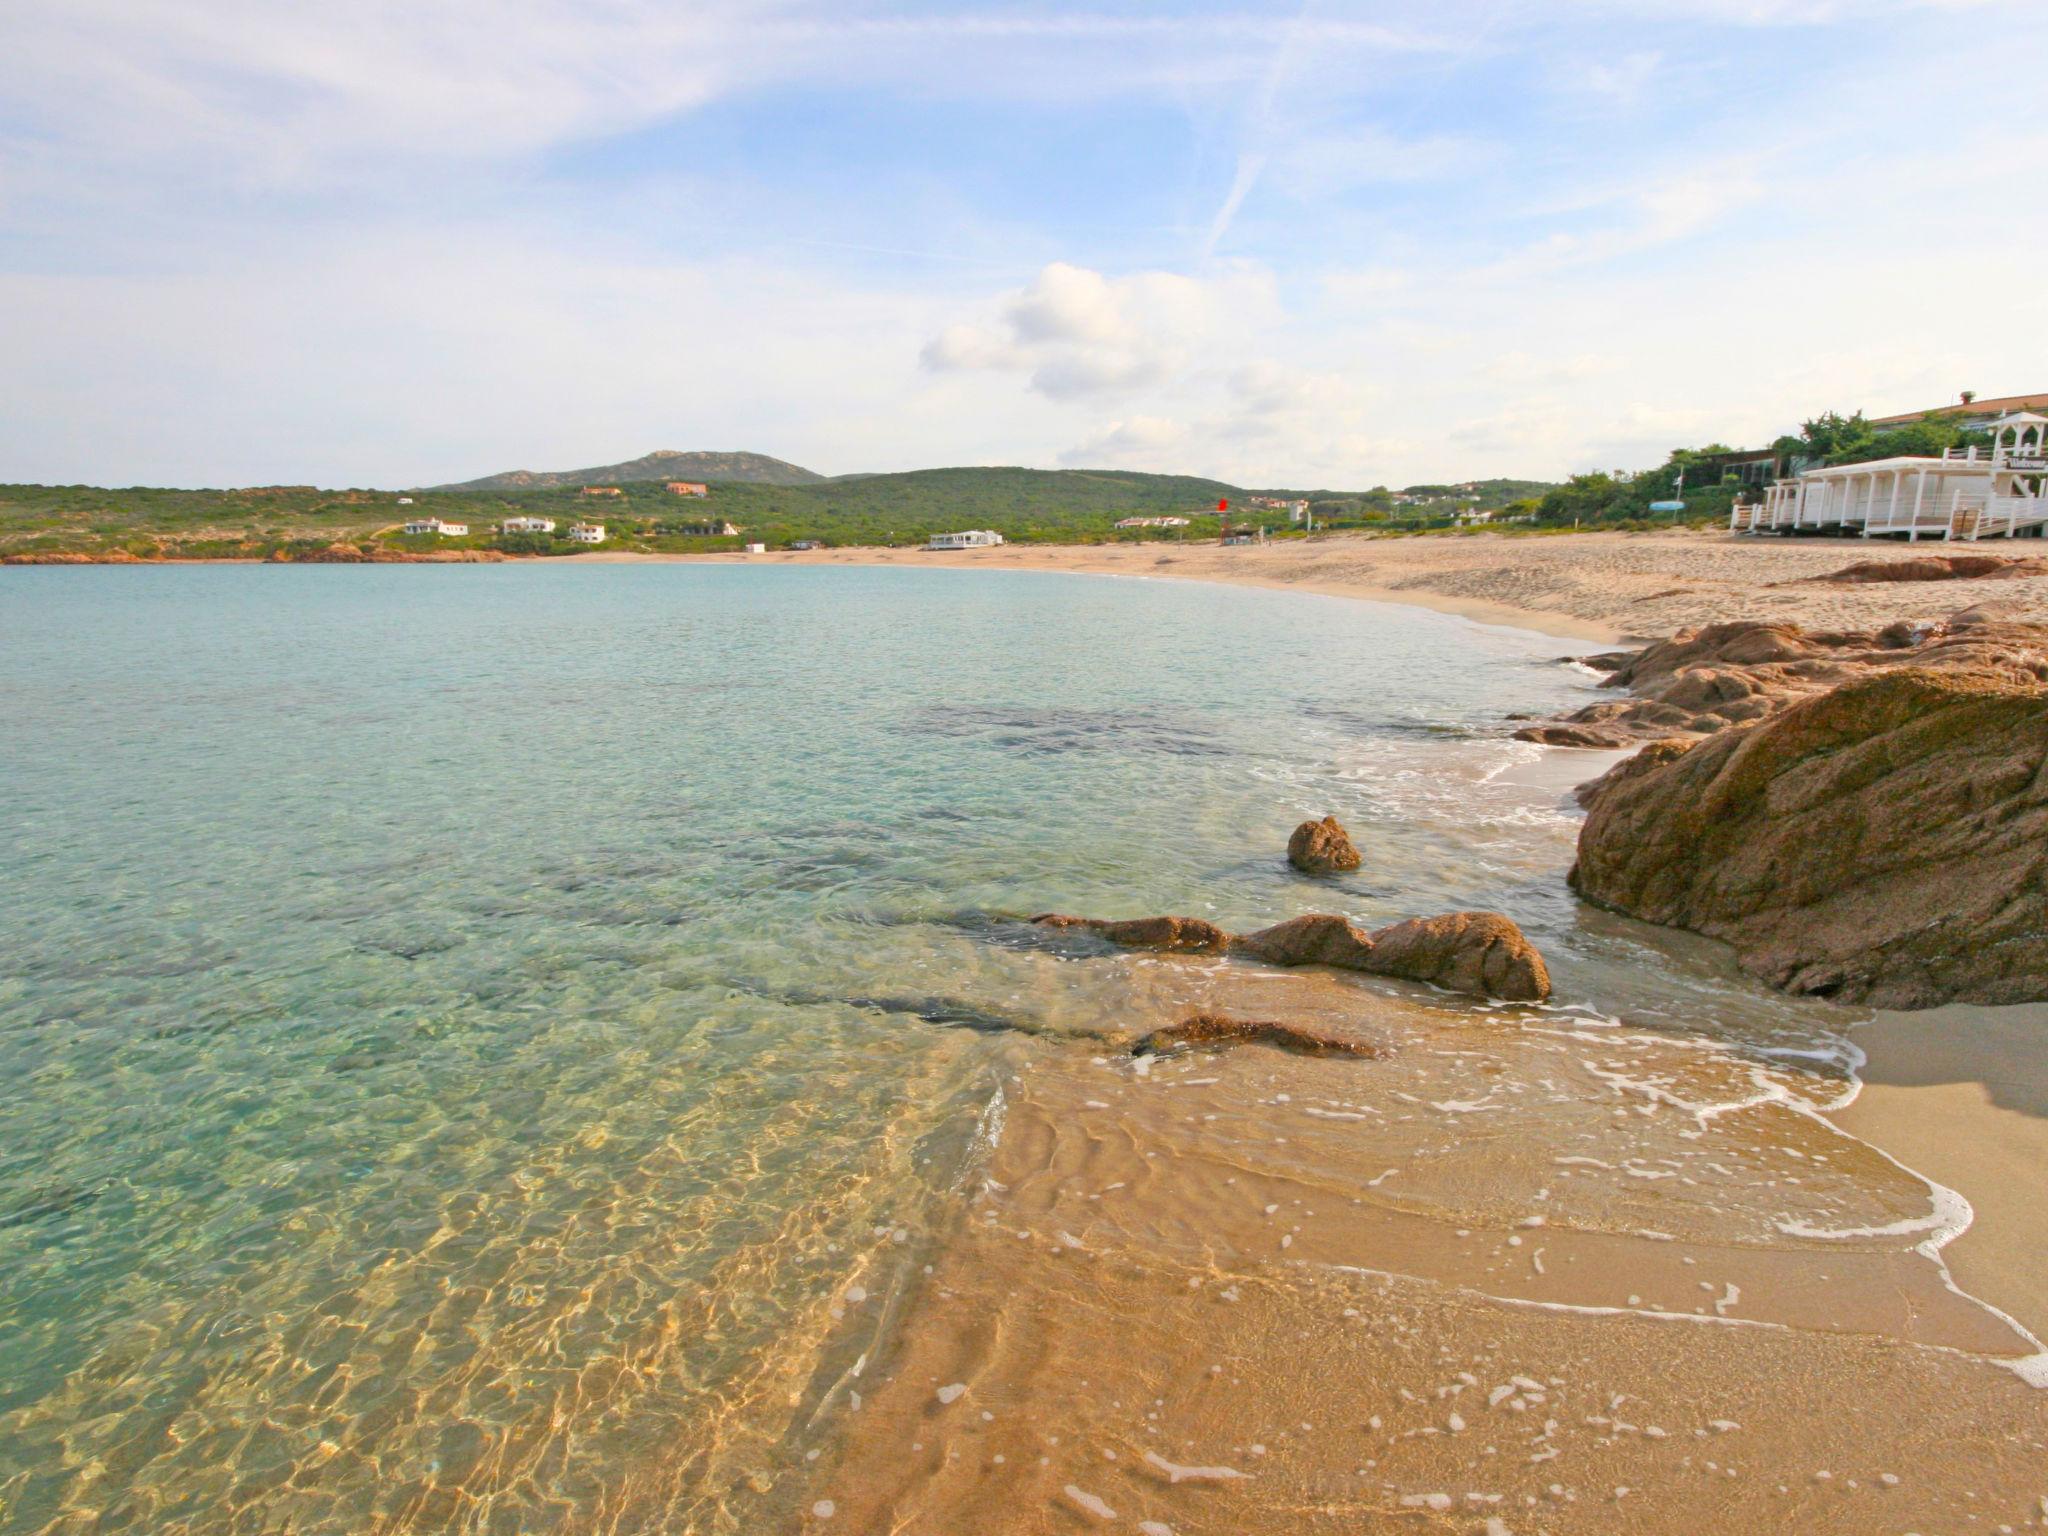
[[1798, 455, 2001, 479], [1870, 392, 2048, 425]]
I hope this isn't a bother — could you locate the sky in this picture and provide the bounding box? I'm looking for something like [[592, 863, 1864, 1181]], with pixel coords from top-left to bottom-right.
[[3, 0, 2045, 490]]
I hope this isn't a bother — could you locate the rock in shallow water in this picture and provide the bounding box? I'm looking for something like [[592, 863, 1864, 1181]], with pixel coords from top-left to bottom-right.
[[1132, 1012, 1381, 1057], [1028, 913, 1231, 954], [1571, 666, 2048, 1008], [1031, 909, 1552, 1002], [1286, 815, 1362, 874]]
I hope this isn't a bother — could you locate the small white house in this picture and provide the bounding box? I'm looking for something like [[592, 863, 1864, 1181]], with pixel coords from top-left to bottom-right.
[[567, 523, 606, 544], [403, 517, 467, 536], [396, 496, 415, 506], [745, 541, 768, 554], [926, 529, 1005, 550], [1736, 412, 2048, 541], [501, 516, 557, 534]]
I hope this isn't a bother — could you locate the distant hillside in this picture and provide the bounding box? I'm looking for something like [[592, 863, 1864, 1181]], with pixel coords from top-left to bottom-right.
[[434, 449, 824, 491]]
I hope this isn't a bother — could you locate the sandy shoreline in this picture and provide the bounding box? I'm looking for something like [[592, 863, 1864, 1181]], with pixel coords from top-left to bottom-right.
[[1835, 1006, 2048, 1343], [34, 526, 2048, 647], [582, 526, 2048, 643]]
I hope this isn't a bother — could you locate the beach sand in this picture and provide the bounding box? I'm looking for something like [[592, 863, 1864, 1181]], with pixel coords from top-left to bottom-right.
[[585, 526, 2048, 644], [1836, 1007, 2048, 1344]]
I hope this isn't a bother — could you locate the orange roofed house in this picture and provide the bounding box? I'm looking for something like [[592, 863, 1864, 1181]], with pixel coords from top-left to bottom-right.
[[581, 486, 623, 498]]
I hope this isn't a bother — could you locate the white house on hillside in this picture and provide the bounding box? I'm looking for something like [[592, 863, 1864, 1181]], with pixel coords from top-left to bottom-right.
[[567, 523, 606, 544], [403, 517, 467, 536], [502, 516, 556, 534], [1735, 413, 2048, 541]]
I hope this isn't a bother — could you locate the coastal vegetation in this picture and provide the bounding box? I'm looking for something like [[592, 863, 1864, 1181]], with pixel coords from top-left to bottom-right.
[[0, 467, 1551, 562], [1519, 409, 1995, 530]]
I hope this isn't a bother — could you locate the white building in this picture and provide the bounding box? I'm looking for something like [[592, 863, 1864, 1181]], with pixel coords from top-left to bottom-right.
[[1114, 516, 1191, 529], [402, 517, 467, 536], [567, 523, 606, 544], [1735, 413, 2048, 542], [745, 541, 767, 554], [926, 529, 1005, 550], [396, 496, 414, 506], [501, 516, 556, 534]]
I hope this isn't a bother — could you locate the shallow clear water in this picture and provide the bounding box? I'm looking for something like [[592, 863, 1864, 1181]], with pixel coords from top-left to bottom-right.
[[0, 564, 1990, 1533]]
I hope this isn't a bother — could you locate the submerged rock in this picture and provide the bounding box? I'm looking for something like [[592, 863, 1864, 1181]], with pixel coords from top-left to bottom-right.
[[1029, 913, 1232, 954], [1133, 1012, 1381, 1058], [1571, 666, 2048, 1008], [1287, 815, 1362, 874]]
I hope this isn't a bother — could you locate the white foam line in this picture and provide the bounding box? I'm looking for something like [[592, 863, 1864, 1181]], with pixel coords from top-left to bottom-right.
[[1315, 1259, 2046, 1385], [1562, 1015, 2043, 1380]]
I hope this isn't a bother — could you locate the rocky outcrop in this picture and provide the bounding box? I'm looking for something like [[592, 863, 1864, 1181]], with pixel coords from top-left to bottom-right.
[[1518, 612, 2048, 749], [1133, 1012, 1381, 1058], [1287, 815, 1362, 874], [1029, 913, 1232, 954], [1793, 554, 2048, 585], [1570, 666, 2048, 1008], [1032, 910, 1552, 1002]]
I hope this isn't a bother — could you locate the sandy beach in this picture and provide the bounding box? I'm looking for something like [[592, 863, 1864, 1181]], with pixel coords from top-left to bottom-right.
[[585, 527, 2048, 643]]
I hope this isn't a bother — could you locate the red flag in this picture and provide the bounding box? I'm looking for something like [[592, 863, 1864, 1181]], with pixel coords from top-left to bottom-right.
[[1217, 498, 1229, 512]]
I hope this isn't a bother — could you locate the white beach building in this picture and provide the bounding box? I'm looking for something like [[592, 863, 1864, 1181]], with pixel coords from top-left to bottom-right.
[[567, 523, 606, 544], [501, 516, 556, 534], [1735, 413, 2048, 541], [745, 541, 768, 553], [926, 529, 1005, 550]]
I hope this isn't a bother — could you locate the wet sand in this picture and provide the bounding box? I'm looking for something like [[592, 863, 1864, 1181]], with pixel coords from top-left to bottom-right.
[[804, 968, 2048, 1534], [1836, 1007, 2048, 1344], [584, 527, 2048, 644]]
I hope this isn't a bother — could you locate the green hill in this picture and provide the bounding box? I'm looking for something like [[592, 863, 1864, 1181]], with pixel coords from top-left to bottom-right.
[[434, 449, 824, 491], [0, 463, 1556, 561]]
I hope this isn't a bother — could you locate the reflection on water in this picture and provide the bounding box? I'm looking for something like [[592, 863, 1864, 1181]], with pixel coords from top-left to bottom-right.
[[0, 565, 2040, 1534]]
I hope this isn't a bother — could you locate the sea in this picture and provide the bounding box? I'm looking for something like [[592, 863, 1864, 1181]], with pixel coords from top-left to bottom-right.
[[1, 563, 2041, 1535]]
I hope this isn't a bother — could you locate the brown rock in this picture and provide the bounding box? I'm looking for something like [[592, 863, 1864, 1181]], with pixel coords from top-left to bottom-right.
[[1797, 554, 2048, 585], [1516, 614, 2048, 748], [1133, 1012, 1380, 1058], [1029, 913, 1232, 954], [1361, 912, 1553, 1002], [1571, 667, 2048, 1008], [1232, 913, 1377, 968], [1234, 911, 1552, 1002], [1287, 815, 1362, 874]]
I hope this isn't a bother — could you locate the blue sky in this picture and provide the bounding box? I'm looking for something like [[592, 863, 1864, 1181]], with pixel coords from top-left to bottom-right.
[[3, 0, 2044, 489]]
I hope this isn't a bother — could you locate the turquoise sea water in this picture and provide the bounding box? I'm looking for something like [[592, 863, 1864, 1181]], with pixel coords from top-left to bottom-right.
[[0, 564, 1807, 1530]]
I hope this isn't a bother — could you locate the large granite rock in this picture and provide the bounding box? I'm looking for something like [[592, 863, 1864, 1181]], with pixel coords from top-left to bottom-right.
[[1571, 666, 2048, 1008], [1287, 815, 1362, 874]]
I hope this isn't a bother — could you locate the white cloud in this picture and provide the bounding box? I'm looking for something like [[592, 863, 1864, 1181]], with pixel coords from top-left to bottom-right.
[[923, 261, 1279, 402], [1060, 415, 1188, 467]]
